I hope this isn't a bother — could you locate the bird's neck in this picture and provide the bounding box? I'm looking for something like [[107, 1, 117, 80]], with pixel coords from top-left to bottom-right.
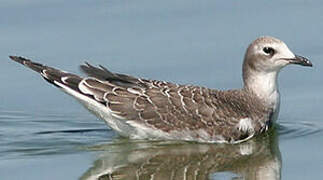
[[243, 70, 281, 116]]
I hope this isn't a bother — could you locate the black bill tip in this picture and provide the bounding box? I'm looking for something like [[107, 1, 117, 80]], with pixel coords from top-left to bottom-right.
[[289, 55, 313, 67]]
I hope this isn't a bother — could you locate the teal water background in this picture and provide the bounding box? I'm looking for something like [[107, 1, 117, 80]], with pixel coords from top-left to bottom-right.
[[1, 0, 323, 179]]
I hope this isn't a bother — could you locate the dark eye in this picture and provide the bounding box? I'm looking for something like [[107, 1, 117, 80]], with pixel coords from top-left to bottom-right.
[[263, 47, 275, 56]]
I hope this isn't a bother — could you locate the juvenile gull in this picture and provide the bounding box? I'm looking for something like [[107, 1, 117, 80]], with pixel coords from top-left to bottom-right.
[[10, 36, 312, 143]]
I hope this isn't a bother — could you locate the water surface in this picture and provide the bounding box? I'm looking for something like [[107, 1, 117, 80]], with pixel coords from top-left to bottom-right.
[[1, 0, 323, 179]]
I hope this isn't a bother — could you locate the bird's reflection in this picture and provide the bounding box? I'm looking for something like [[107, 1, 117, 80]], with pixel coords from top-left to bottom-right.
[[81, 128, 281, 180]]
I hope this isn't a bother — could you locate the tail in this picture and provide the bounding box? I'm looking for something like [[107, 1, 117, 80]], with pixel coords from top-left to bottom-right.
[[9, 56, 82, 92]]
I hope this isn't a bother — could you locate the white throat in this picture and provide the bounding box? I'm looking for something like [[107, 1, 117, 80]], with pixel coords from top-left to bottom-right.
[[244, 71, 281, 118]]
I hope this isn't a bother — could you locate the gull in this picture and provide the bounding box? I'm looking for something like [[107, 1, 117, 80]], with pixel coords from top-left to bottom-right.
[[9, 36, 312, 143]]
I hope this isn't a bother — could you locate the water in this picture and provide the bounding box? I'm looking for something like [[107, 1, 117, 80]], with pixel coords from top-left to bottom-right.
[[1, 0, 323, 179]]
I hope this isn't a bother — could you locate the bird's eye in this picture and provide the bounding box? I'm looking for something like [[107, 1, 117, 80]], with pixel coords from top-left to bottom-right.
[[263, 47, 275, 56]]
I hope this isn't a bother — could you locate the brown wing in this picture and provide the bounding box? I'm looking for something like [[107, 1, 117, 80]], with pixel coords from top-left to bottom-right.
[[80, 64, 231, 136], [79, 63, 270, 140], [79, 63, 219, 132], [79, 74, 269, 142]]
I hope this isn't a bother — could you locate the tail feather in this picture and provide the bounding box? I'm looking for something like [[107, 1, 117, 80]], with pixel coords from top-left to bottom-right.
[[10, 56, 46, 73], [9, 55, 146, 104], [9, 56, 82, 92]]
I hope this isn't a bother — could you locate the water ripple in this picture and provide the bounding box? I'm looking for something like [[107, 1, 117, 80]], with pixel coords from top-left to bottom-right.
[[2, 109, 323, 160], [35, 128, 109, 134], [278, 121, 323, 140], [0, 110, 31, 120]]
